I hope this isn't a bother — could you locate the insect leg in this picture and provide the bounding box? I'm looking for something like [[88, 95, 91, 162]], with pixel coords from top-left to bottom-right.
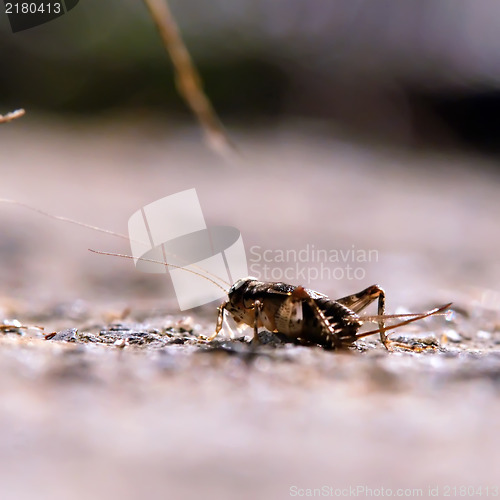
[[355, 303, 451, 350], [204, 301, 228, 341], [251, 300, 263, 345], [376, 289, 388, 349], [337, 285, 388, 348]]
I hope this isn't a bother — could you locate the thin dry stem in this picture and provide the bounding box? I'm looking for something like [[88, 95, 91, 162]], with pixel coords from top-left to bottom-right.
[[142, 0, 238, 160], [0, 108, 25, 124]]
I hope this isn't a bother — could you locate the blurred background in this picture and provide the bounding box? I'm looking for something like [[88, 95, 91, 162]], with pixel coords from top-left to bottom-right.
[[1, 0, 499, 307], [1, 3, 500, 500], [2, 0, 500, 149]]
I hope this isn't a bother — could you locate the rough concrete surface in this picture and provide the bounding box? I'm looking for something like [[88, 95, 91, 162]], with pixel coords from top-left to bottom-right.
[[1, 119, 499, 500]]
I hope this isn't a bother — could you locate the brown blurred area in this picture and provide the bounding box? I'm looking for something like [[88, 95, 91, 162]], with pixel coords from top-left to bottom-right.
[[1, 3, 500, 500], [1, 118, 499, 310]]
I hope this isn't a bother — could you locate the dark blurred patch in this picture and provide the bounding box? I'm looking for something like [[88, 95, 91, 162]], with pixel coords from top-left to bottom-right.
[[0, 53, 288, 117], [1, 37, 499, 155], [201, 59, 289, 117], [426, 91, 500, 153]]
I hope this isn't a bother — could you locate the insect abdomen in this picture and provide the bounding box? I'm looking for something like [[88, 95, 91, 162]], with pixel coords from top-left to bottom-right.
[[300, 298, 362, 349]]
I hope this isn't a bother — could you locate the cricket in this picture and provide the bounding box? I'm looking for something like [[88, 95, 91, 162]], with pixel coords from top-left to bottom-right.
[[90, 253, 450, 352], [1, 199, 451, 351], [211, 278, 450, 350]]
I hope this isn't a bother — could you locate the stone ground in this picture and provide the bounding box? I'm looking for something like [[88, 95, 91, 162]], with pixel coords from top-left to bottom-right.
[[1, 117, 499, 500]]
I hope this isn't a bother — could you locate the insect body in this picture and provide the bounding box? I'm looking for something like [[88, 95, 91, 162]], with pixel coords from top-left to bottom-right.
[[210, 278, 449, 350]]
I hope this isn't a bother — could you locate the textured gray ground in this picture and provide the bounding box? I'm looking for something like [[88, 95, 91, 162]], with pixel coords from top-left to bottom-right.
[[1, 119, 499, 500]]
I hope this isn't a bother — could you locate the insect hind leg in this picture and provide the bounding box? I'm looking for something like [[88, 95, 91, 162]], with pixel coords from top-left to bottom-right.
[[293, 287, 344, 350], [337, 285, 388, 349]]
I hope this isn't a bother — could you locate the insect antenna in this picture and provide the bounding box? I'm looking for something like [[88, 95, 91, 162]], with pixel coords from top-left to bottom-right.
[[355, 303, 452, 339], [89, 249, 229, 294], [0, 198, 131, 240], [1, 198, 231, 289]]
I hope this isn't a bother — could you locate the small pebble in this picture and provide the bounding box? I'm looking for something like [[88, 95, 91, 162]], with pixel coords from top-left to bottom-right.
[[443, 329, 462, 343], [2, 319, 22, 328], [477, 330, 491, 340], [48, 328, 78, 342], [114, 338, 129, 348]]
